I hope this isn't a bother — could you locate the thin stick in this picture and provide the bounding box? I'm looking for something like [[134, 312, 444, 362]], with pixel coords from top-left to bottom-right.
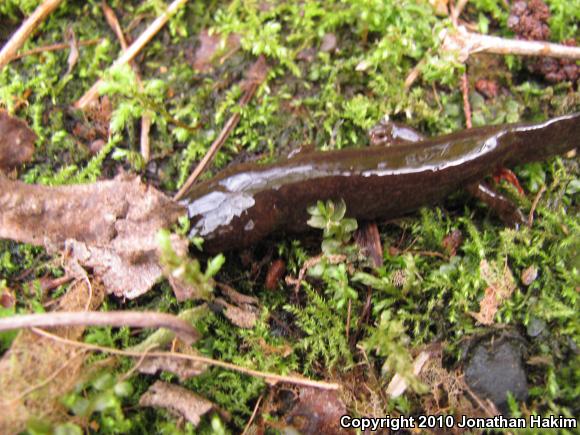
[[0, 311, 199, 344], [75, 0, 188, 109], [460, 72, 472, 129], [120, 344, 159, 382], [32, 328, 341, 390], [345, 299, 351, 343], [0, 0, 64, 70], [9, 38, 101, 60], [241, 394, 263, 435], [442, 26, 580, 61], [528, 185, 546, 227], [451, 0, 470, 25], [102, 0, 152, 162], [173, 82, 260, 200]]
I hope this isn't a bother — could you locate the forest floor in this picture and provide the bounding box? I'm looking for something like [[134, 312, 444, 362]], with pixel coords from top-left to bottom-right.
[[0, 0, 578, 433]]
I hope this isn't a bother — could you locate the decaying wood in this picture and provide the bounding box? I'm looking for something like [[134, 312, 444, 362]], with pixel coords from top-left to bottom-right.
[[0, 0, 65, 70], [0, 173, 185, 298]]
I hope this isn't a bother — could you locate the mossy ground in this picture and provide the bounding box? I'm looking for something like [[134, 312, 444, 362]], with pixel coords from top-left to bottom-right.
[[0, 0, 578, 433]]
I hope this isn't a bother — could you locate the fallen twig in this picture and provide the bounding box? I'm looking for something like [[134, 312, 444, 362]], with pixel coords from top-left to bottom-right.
[[102, 0, 152, 162], [0, 0, 65, 70], [32, 328, 341, 390], [460, 72, 472, 129], [0, 311, 200, 344], [450, 0, 470, 26], [75, 0, 188, 109], [285, 254, 347, 294], [528, 185, 547, 227], [241, 394, 263, 435], [441, 25, 580, 61], [9, 38, 101, 61], [173, 56, 268, 200]]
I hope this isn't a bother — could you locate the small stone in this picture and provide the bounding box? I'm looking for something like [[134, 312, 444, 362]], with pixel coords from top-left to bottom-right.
[[465, 335, 528, 414]]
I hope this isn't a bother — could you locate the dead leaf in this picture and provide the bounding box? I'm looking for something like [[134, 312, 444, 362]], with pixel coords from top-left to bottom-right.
[[0, 110, 36, 172], [217, 282, 259, 306], [65, 27, 79, 75], [214, 297, 259, 329], [138, 347, 207, 381], [282, 386, 352, 434], [0, 286, 15, 308], [354, 222, 383, 267], [0, 279, 105, 433], [139, 381, 215, 427], [320, 33, 337, 52], [0, 173, 185, 298], [521, 265, 538, 286], [212, 283, 260, 328], [192, 29, 240, 72], [470, 259, 517, 325], [265, 259, 286, 290], [442, 229, 463, 257]]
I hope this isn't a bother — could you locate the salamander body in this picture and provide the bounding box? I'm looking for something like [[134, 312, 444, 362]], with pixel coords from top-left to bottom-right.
[[183, 113, 579, 252]]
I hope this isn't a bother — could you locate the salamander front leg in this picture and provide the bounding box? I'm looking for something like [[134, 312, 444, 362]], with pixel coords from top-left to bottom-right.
[[466, 182, 526, 227], [368, 118, 425, 146]]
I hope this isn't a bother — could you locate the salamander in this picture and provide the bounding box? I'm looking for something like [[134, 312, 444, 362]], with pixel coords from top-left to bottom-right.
[[182, 113, 579, 253]]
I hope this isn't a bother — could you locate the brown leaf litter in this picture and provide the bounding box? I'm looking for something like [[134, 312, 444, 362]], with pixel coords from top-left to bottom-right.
[[263, 385, 352, 434], [0, 279, 105, 434], [139, 381, 223, 427], [0, 109, 36, 172], [508, 0, 578, 83], [354, 222, 384, 267], [419, 346, 496, 426], [0, 173, 185, 298], [190, 29, 241, 72], [137, 341, 208, 381], [213, 282, 260, 329], [470, 259, 517, 325]]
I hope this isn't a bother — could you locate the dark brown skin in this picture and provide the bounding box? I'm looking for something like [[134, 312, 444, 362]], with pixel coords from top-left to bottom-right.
[[182, 113, 579, 253]]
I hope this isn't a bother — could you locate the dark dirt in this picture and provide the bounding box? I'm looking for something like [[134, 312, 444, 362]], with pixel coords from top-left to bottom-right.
[[508, 0, 579, 83]]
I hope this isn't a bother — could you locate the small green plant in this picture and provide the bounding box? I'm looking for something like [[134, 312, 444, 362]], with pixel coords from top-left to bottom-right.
[[58, 371, 134, 434], [285, 283, 353, 373], [307, 199, 358, 256], [157, 229, 224, 301], [363, 310, 428, 395]]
